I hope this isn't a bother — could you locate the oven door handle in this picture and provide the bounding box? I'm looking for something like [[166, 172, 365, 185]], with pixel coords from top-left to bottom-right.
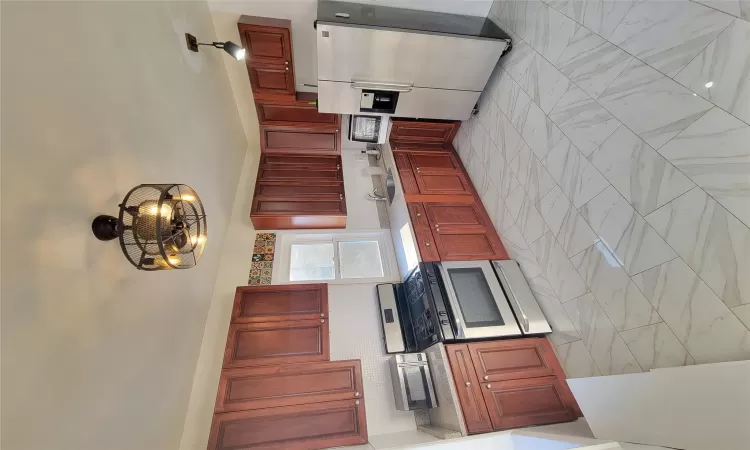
[[351, 80, 414, 92], [495, 263, 530, 332]]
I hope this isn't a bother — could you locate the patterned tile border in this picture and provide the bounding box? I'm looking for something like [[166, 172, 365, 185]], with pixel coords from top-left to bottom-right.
[[249, 232, 276, 285]]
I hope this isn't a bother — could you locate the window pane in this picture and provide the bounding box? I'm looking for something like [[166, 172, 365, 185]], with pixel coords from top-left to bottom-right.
[[338, 240, 385, 279], [290, 243, 335, 281]]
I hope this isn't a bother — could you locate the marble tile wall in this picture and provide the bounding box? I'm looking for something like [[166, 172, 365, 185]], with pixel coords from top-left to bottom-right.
[[454, 0, 750, 378]]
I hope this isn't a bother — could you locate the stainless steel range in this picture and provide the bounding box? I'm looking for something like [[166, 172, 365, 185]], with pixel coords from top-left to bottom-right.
[[377, 260, 551, 353]]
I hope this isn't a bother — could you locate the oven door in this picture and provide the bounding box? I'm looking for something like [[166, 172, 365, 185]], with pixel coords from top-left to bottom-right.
[[436, 261, 522, 339]]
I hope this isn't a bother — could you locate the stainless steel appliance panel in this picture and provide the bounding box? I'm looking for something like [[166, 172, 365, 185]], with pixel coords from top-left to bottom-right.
[[389, 353, 437, 411], [377, 284, 406, 353], [318, 80, 480, 120], [436, 261, 522, 339], [493, 260, 552, 335], [316, 22, 508, 92]]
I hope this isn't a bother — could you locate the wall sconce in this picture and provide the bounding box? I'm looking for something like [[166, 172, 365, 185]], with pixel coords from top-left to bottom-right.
[[92, 184, 207, 270], [185, 33, 246, 60]]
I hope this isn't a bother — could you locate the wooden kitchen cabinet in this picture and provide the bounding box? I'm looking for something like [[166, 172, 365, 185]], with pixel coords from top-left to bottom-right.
[[408, 151, 462, 173], [445, 338, 578, 434], [208, 399, 367, 450], [423, 202, 488, 230], [223, 319, 330, 369], [445, 344, 494, 434], [255, 182, 344, 199], [256, 93, 338, 128], [390, 141, 449, 152], [431, 229, 508, 261], [414, 172, 473, 196], [231, 284, 328, 323], [215, 360, 362, 412], [238, 16, 295, 98], [414, 230, 440, 262], [390, 119, 461, 143], [260, 125, 340, 155]]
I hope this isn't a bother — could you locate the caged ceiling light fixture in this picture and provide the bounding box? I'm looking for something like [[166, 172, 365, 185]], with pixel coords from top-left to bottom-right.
[[185, 33, 246, 60], [91, 184, 207, 270]]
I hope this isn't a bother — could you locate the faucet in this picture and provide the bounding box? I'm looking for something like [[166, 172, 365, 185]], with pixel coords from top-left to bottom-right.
[[368, 188, 387, 201]]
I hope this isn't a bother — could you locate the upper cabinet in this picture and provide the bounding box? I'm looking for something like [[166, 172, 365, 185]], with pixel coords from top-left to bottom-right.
[[238, 16, 295, 98], [390, 119, 461, 144]]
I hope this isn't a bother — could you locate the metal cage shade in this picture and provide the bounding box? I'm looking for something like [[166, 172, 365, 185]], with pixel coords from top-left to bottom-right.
[[117, 184, 207, 271]]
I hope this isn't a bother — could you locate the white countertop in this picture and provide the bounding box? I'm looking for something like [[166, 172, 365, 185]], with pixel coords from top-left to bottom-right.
[[380, 141, 422, 280]]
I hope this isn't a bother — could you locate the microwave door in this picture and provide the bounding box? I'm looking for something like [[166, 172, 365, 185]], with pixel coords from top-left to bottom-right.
[[437, 261, 522, 339]]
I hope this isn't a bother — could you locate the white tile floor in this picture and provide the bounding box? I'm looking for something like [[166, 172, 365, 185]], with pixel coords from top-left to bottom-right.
[[455, 0, 750, 379]]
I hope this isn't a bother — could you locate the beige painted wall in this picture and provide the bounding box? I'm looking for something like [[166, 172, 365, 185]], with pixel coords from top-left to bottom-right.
[[1, 2, 247, 449]]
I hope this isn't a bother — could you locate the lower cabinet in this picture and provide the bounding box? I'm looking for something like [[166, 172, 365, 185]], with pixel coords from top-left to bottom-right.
[[208, 399, 367, 450], [446, 338, 578, 434]]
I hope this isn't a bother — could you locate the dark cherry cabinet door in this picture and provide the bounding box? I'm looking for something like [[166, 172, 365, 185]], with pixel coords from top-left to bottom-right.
[[215, 360, 362, 412], [468, 339, 558, 382], [407, 203, 430, 230], [255, 182, 344, 199], [445, 344, 493, 434], [238, 21, 292, 64], [480, 376, 578, 430], [414, 230, 440, 262], [432, 229, 507, 261], [247, 63, 295, 97], [390, 119, 460, 143], [393, 152, 413, 172], [223, 320, 329, 368], [408, 152, 462, 173], [391, 141, 448, 152], [231, 284, 328, 323], [423, 202, 488, 230], [256, 102, 339, 128], [208, 399, 367, 450], [261, 126, 340, 155], [414, 172, 473, 196]]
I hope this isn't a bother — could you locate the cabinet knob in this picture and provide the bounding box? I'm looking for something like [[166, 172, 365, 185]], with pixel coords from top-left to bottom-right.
[[425, 242, 430, 246], [321, 319, 325, 323], [355, 400, 360, 405], [320, 313, 325, 317], [337, 165, 341, 170], [355, 392, 360, 397], [285, 67, 289, 71], [285, 61, 289, 65], [416, 213, 421, 217], [483, 376, 489, 381], [486, 384, 492, 389], [340, 193, 343, 200], [465, 382, 471, 387], [416, 168, 421, 172], [434, 224, 439, 228]]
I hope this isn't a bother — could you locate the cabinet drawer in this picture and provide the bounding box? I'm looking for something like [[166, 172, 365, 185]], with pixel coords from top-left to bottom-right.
[[223, 320, 329, 368], [480, 376, 577, 430], [231, 284, 328, 323], [468, 339, 558, 382], [393, 152, 412, 172], [252, 198, 345, 215], [390, 119, 460, 143], [255, 182, 344, 199], [256, 103, 339, 128], [215, 360, 362, 412], [424, 202, 488, 230], [261, 126, 340, 155], [414, 172, 473, 196], [258, 167, 342, 182], [432, 229, 505, 260], [409, 152, 462, 173], [391, 141, 448, 152], [260, 154, 340, 169], [414, 230, 439, 262], [407, 203, 430, 230], [445, 344, 493, 434], [208, 399, 367, 450]]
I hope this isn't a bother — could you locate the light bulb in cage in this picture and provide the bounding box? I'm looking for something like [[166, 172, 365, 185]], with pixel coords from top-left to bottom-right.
[[91, 184, 207, 270]]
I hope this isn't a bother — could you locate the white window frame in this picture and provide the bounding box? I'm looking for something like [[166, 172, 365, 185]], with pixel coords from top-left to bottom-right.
[[273, 229, 400, 284]]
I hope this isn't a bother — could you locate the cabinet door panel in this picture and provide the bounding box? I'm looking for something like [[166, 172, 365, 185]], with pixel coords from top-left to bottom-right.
[[468, 339, 557, 382], [252, 199, 345, 215], [261, 154, 339, 169], [424, 202, 487, 230], [481, 376, 577, 430], [223, 320, 329, 368], [248, 63, 294, 96], [445, 344, 493, 434], [407, 203, 430, 230], [414, 230, 439, 262], [239, 24, 291, 64], [393, 152, 412, 172], [261, 126, 340, 155], [258, 167, 342, 182], [257, 103, 338, 127], [433, 230, 506, 260], [414, 173, 472, 196], [231, 284, 328, 323], [255, 183, 343, 199], [390, 120, 460, 143], [208, 399, 367, 450], [409, 152, 461, 172], [215, 360, 362, 412]]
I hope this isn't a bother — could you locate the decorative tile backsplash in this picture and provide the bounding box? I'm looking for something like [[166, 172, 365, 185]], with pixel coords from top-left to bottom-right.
[[249, 232, 276, 285], [460, 0, 750, 379]]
